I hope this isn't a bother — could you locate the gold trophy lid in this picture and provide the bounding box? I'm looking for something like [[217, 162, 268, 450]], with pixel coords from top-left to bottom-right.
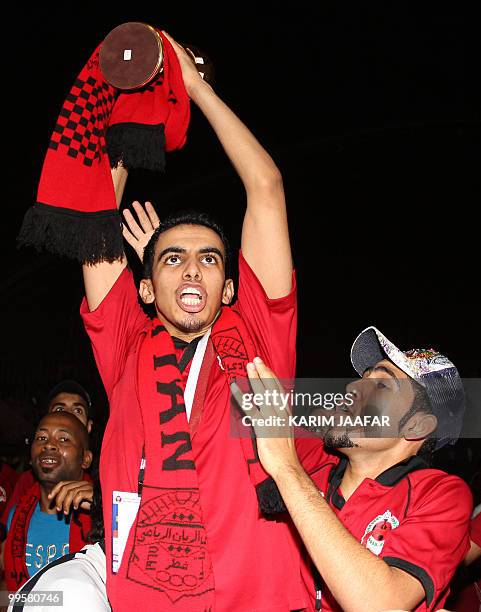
[[99, 22, 163, 90]]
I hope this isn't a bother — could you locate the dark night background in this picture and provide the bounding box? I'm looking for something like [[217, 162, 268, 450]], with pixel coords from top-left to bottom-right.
[[0, 4, 479, 479]]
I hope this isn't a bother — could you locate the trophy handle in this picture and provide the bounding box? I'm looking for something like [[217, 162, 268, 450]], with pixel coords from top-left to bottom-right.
[[100, 22, 214, 90], [183, 45, 215, 85]]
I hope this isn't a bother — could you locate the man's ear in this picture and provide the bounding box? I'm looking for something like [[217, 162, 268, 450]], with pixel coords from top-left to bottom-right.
[[82, 450, 93, 470], [139, 278, 155, 304], [87, 419, 93, 435], [402, 412, 438, 442], [222, 279, 235, 305]]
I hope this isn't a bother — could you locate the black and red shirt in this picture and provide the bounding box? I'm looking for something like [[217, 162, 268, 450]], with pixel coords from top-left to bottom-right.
[[296, 439, 472, 611]]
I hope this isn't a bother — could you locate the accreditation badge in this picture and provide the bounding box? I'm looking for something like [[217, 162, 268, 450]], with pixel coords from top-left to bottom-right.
[[112, 490, 141, 573]]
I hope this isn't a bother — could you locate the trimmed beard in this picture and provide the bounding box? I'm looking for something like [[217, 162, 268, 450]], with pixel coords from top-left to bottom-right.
[[324, 430, 357, 449], [175, 315, 208, 334]]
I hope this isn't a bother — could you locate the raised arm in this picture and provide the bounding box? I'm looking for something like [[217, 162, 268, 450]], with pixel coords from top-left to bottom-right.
[[81, 164, 128, 311], [82, 165, 161, 311], [164, 33, 292, 298]]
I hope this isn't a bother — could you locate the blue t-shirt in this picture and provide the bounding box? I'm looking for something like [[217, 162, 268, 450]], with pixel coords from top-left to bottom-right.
[[7, 503, 70, 577]]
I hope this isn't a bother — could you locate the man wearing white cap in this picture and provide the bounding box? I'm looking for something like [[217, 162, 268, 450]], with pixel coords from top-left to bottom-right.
[[232, 327, 472, 612]]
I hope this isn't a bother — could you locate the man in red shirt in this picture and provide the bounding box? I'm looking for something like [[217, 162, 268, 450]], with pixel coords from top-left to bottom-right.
[[1, 380, 94, 533], [3, 412, 92, 592], [233, 327, 472, 612], [80, 33, 303, 611]]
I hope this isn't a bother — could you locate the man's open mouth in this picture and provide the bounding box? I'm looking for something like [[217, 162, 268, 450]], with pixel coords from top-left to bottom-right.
[[176, 285, 207, 313], [181, 287, 202, 306], [38, 455, 60, 468]]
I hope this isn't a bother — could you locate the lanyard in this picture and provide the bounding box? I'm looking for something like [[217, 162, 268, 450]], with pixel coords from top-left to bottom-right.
[[184, 328, 211, 420]]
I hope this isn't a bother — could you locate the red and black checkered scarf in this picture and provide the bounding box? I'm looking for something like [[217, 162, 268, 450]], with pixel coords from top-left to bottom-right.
[[4, 478, 91, 592], [18, 29, 189, 264], [111, 308, 284, 610]]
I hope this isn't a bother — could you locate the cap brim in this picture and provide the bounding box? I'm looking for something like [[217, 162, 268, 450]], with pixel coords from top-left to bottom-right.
[[351, 326, 409, 378]]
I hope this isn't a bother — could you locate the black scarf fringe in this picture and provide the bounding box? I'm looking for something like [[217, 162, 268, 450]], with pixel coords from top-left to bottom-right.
[[256, 476, 287, 514], [17, 203, 124, 264], [106, 122, 166, 171]]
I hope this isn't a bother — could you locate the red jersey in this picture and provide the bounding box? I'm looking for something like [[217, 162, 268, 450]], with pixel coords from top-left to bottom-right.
[[81, 252, 306, 611], [296, 439, 472, 612]]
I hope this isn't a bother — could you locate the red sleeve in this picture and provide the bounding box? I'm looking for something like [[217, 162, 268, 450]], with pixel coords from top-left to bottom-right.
[[80, 268, 149, 400], [470, 510, 481, 547], [380, 475, 472, 610], [234, 250, 297, 379]]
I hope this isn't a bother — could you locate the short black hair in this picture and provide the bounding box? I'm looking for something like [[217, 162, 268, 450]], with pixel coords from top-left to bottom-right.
[[399, 378, 437, 461], [142, 210, 232, 279], [46, 380, 92, 419]]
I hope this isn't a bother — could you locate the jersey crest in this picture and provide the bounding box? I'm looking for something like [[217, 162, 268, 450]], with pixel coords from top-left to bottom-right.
[[361, 510, 399, 555]]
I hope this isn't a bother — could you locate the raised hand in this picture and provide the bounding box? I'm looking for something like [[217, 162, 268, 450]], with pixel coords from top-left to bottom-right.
[[122, 201, 160, 262], [231, 357, 300, 478], [47, 480, 94, 514]]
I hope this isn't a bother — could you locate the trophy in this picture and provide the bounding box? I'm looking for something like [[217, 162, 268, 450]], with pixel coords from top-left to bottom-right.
[[99, 22, 214, 90]]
